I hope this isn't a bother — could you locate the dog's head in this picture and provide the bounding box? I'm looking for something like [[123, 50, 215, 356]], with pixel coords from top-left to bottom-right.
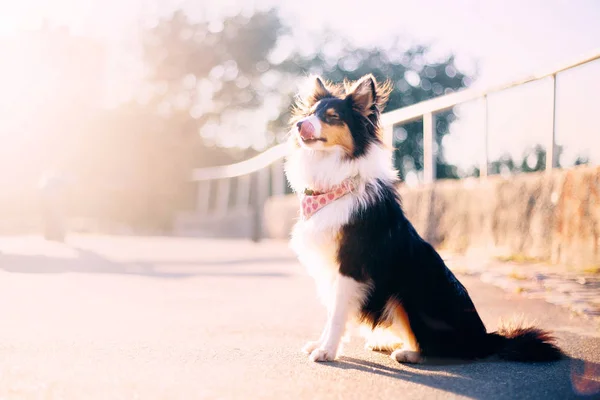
[[290, 74, 391, 158]]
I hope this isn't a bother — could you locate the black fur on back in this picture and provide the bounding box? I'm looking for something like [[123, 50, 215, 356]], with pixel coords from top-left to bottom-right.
[[337, 180, 563, 362]]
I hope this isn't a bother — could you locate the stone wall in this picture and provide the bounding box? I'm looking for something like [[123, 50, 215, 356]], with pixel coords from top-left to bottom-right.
[[264, 165, 600, 271]]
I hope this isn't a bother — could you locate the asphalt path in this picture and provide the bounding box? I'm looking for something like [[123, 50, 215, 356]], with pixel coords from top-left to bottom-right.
[[0, 235, 598, 399]]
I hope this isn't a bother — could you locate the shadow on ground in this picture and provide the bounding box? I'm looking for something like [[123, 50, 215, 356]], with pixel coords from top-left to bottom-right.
[[329, 356, 600, 399], [0, 246, 294, 279]]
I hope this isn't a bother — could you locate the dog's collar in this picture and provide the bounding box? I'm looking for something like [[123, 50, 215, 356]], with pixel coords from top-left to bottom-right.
[[300, 178, 356, 220]]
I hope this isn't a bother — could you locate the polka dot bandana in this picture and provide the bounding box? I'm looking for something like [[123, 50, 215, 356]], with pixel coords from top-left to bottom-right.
[[300, 178, 355, 220]]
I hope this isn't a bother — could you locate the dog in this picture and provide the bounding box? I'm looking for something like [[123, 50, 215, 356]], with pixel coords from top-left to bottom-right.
[[284, 74, 563, 364]]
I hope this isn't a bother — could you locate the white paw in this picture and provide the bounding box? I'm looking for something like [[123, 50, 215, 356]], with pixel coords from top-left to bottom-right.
[[391, 349, 423, 364], [365, 340, 380, 351], [309, 347, 336, 362], [302, 341, 321, 354], [365, 343, 385, 352], [365, 341, 399, 352]]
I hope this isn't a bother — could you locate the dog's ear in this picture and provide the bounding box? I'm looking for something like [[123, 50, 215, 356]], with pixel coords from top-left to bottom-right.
[[346, 74, 391, 116], [291, 76, 335, 124], [303, 76, 333, 107]]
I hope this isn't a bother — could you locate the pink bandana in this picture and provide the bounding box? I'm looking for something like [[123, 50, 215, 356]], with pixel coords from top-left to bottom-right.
[[301, 179, 355, 220]]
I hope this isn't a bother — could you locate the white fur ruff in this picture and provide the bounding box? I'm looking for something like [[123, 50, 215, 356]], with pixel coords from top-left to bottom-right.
[[286, 143, 396, 303]]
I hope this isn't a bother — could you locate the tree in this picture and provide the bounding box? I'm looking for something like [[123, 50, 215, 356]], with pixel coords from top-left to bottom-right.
[[65, 10, 289, 230], [141, 9, 286, 149], [140, 11, 471, 181]]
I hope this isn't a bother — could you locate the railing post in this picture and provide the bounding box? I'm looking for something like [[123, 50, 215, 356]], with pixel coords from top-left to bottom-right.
[[197, 181, 211, 215], [547, 74, 558, 171], [481, 96, 489, 178], [215, 178, 230, 216], [236, 175, 251, 211], [423, 112, 436, 184], [251, 168, 268, 242]]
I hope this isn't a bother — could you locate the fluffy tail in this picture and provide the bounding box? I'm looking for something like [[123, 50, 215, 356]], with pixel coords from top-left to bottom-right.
[[486, 322, 563, 362]]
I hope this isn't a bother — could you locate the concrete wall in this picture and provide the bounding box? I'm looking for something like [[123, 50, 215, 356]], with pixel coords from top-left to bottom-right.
[[264, 165, 600, 271]]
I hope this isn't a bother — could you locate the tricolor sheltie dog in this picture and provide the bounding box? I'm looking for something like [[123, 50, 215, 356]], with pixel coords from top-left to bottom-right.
[[284, 74, 563, 364]]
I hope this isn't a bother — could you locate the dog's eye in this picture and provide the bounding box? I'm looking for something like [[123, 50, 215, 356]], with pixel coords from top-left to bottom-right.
[[326, 113, 340, 122]]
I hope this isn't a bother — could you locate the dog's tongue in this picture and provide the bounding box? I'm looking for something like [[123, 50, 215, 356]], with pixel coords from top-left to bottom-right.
[[299, 121, 316, 140]]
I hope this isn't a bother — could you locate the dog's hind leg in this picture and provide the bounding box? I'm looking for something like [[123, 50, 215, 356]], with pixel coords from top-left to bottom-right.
[[385, 300, 423, 364], [363, 326, 403, 352]]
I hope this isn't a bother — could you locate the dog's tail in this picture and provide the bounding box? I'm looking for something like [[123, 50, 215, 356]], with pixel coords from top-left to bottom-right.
[[484, 320, 563, 362]]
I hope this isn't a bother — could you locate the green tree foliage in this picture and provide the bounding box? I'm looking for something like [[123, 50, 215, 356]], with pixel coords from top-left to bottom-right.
[[141, 9, 285, 134]]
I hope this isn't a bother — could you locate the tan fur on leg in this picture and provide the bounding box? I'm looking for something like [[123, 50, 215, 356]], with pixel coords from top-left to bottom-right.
[[362, 326, 403, 352], [386, 299, 423, 363]]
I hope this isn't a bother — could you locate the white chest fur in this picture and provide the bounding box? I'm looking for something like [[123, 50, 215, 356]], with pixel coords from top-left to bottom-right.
[[290, 193, 356, 306], [285, 143, 398, 305]]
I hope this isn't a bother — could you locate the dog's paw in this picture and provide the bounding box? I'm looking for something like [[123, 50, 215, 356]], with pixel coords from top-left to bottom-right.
[[302, 341, 321, 354], [309, 347, 336, 362], [365, 340, 400, 352], [365, 343, 389, 352], [365, 342, 377, 351], [391, 349, 423, 364]]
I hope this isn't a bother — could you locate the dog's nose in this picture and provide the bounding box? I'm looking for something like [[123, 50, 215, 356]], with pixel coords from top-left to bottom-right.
[[298, 120, 316, 140], [296, 120, 303, 130]]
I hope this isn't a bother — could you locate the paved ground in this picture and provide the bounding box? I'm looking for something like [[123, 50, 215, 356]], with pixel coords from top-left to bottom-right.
[[443, 252, 600, 321], [0, 235, 599, 399]]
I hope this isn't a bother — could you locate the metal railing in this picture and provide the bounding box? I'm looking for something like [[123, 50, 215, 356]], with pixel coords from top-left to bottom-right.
[[185, 144, 288, 241], [188, 49, 600, 239], [380, 49, 600, 181]]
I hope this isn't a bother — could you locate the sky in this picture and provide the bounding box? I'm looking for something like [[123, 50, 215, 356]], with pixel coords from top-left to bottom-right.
[[3, 0, 599, 87], [1, 0, 599, 172]]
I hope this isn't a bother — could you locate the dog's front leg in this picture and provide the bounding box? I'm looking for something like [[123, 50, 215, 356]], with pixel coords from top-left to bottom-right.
[[301, 311, 330, 355], [309, 275, 366, 362]]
